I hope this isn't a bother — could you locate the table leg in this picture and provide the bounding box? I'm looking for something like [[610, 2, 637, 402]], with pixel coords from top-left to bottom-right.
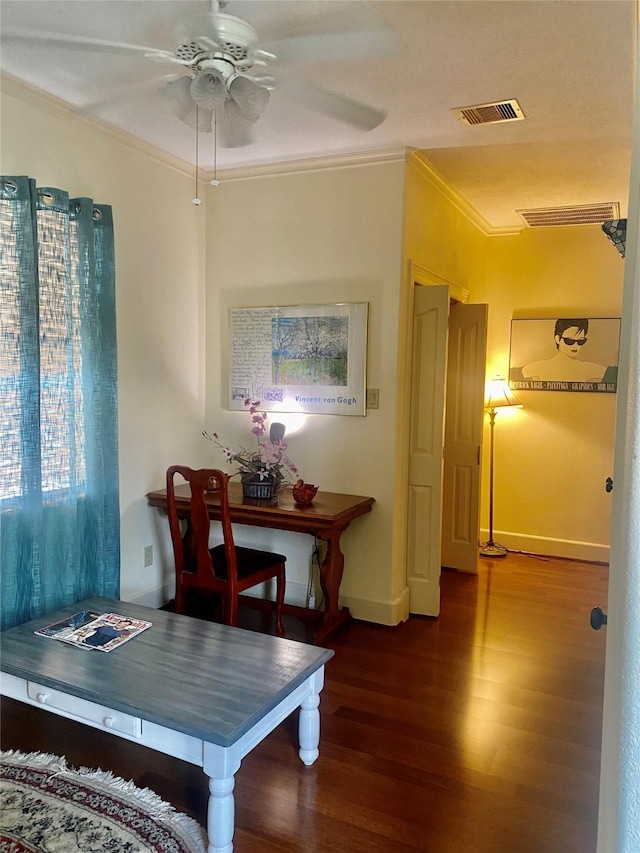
[[203, 742, 242, 853], [298, 668, 324, 766], [315, 528, 352, 644]]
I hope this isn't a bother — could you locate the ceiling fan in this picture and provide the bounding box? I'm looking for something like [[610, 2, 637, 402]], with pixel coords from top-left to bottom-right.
[[2, 1, 397, 148]]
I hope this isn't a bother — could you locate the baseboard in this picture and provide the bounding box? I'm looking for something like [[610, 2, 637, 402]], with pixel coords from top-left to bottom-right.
[[121, 585, 166, 609], [128, 581, 411, 628], [124, 579, 311, 610], [238, 580, 310, 608], [340, 586, 410, 627], [480, 529, 610, 563]]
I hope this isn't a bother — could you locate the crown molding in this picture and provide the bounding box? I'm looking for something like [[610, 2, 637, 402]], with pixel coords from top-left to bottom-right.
[[1, 71, 416, 186], [409, 150, 522, 237], [2, 70, 521, 235], [208, 147, 411, 183], [1, 72, 194, 179]]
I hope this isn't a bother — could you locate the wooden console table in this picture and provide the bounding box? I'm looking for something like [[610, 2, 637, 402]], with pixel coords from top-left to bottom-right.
[[146, 482, 374, 644]]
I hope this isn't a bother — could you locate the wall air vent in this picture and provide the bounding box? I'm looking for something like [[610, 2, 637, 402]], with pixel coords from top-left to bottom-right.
[[517, 202, 621, 228], [453, 99, 525, 126]]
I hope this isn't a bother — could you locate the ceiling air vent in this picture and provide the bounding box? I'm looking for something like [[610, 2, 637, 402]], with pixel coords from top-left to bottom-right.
[[517, 202, 621, 228], [453, 99, 525, 126]]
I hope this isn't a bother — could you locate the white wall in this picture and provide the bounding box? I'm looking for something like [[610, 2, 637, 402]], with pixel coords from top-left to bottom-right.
[[1, 81, 208, 606], [204, 162, 406, 621]]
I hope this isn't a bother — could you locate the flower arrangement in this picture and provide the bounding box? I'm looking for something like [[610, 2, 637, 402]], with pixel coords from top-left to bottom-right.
[[203, 398, 298, 490]]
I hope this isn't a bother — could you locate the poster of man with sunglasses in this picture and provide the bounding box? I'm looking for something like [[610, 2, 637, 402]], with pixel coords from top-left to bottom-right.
[[509, 317, 620, 392]]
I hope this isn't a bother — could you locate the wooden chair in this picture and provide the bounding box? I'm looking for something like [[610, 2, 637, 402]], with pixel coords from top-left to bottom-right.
[[166, 465, 286, 637]]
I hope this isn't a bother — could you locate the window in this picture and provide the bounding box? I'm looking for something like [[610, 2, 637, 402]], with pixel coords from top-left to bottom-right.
[[1, 204, 88, 501]]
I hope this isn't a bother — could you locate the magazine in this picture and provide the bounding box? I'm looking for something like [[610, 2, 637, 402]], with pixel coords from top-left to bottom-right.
[[35, 609, 102, 641], [35, 611, 151, 652]]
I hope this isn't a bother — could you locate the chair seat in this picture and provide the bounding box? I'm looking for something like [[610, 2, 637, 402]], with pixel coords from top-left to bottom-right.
[[210, 544, 286, 581]]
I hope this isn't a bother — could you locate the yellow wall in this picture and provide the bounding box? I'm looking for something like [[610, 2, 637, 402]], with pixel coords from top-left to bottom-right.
[[204, 162, 407, 621], [474, 226, 624, 559], [402, 156, 489, 292], [393, 155, 489, 592], [399, 153, 623, 570]]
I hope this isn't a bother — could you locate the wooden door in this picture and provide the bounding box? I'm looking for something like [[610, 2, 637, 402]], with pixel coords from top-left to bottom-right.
[[441, 302, 488, 572], [407, 285, 448, 616]]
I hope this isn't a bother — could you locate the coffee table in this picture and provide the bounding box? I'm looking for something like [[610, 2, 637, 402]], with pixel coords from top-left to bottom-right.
[[0, 597, 334, 853]]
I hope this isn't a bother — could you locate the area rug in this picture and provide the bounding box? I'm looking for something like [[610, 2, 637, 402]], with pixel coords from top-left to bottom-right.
[[0, 750, 207, 853]]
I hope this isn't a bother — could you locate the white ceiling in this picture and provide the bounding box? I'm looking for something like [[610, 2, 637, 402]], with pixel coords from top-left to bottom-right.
[[1, 0, 636, 230]]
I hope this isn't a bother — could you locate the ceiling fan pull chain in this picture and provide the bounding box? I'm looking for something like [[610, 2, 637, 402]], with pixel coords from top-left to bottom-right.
[[211, 110, 220, 187], [192, 106, 201, 206]]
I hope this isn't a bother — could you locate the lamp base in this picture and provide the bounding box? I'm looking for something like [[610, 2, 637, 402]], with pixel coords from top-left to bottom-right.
[[479, 540, 508, 558]]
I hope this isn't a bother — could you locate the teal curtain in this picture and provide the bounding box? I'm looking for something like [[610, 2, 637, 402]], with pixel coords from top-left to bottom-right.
[[0, 176, 120, 629]]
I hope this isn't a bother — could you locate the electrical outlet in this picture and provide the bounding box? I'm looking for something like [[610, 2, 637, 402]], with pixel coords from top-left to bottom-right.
[[144, 545, 153, 567], [308, 594, 316, 609]]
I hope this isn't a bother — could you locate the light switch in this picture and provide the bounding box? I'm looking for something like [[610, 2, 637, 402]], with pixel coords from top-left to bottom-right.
[[366, 388, 379, 409]]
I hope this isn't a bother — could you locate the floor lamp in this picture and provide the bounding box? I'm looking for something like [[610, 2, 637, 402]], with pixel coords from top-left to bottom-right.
[[480, 377, 522, 558]]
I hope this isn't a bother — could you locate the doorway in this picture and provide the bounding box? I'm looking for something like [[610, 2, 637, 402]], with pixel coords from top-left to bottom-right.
[[406, 277, 487, 616]]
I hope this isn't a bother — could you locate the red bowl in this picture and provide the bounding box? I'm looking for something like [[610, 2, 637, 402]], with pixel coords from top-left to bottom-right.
[[292, 483, 318, 506]]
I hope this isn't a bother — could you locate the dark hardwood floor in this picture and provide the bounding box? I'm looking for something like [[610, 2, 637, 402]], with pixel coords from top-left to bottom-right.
[[1, 552, 608, 852]]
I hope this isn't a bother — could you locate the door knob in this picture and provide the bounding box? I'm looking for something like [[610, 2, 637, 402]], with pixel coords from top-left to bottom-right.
[[590, 606, 608, 630], [605, 477, 613, 493]]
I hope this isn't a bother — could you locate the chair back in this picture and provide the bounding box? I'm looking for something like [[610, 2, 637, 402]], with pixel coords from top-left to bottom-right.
[[166, 466, 237, 581]]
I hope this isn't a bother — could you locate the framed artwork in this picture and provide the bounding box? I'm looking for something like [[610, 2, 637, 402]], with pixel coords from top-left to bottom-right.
[[228, 302, 368, 415], [509, 317, 621, 392]]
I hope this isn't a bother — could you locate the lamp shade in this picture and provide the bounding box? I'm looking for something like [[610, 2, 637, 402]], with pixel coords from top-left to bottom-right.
[[228, 76, 270, 122], [161, 77, 212, 131], [601, 219, 626, 258], [190, 69, 228, 110], [485, 377, 522, 410]]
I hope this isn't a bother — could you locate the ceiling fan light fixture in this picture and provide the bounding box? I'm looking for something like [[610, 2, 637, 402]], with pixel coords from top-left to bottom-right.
[[228, 76, 269, 122], [190, 69, 227, 109]]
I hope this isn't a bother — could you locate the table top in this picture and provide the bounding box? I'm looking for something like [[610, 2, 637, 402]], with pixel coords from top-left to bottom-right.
[[0, 597, 334, 747], [147, 481, 375, 533]]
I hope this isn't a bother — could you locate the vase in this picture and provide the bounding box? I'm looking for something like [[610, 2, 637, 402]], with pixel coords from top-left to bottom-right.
[[241, 476, 279, 501]]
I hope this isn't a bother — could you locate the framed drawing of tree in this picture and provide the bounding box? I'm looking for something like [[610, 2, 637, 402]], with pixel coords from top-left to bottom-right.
[[228, 303, 368, 415]]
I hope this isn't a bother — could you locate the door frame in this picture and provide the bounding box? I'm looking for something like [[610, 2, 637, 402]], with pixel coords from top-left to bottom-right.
[[597, 38, 640, 847]]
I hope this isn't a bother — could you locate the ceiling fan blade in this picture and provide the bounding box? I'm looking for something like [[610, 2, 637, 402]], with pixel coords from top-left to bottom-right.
[[75, 75, 177, 116], [160, 76, 194, 120], [172, 12, 225, 51], [221, 101, 256, 147], [278, 81, 386, 131], [256, 23, 400, 64], [195, 107, 214, 134], [219, 122, 255, 148], [1, 28, 182, 65]]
